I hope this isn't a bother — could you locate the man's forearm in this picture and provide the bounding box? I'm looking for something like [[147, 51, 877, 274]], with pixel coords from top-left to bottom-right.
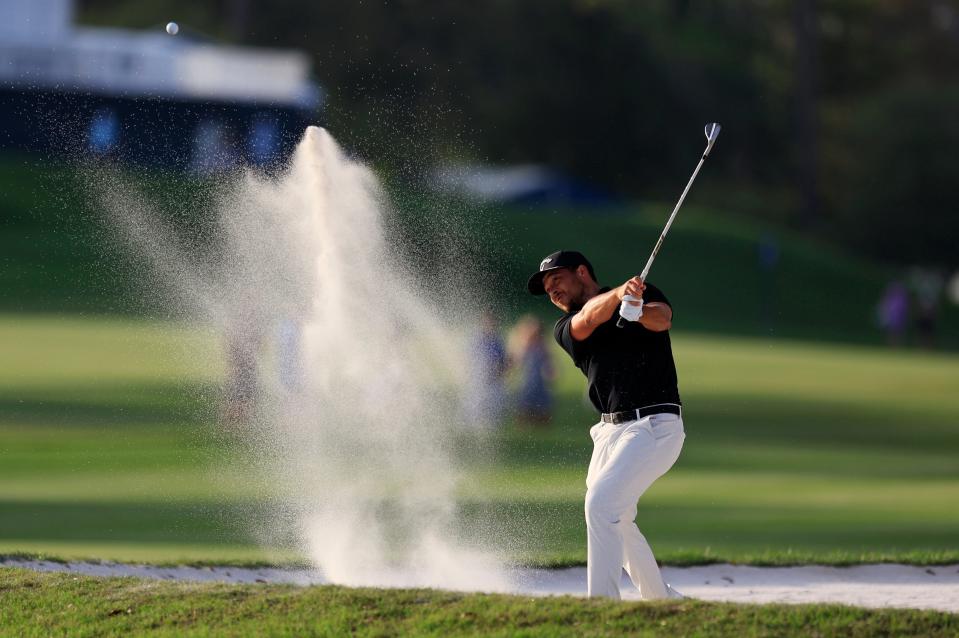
[[570, 287, 623, 340], [639, 302, 672, 332], [579, 289, 621, 328]]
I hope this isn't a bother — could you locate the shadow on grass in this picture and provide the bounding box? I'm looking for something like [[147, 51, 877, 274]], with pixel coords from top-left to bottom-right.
[[0, 382, 219, 427], [455, 499, 959, 566], [0, 499, 267, 546], [495, 392, 959, 473]]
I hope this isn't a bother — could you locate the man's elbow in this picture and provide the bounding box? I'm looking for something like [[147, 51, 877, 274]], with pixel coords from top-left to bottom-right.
[[570, 323, 591, 341], [570, 314, 596, 341], [649, 319, 671, 332], [642, 310, 671, 332]]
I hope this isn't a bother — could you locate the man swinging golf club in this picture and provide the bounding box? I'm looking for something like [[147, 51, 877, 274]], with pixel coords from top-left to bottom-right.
[[527, 252, 684, 599], [527, 123, 720, 600]]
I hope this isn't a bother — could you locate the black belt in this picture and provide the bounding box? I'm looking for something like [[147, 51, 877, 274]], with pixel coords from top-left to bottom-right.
[[600, 403, 682, 425]]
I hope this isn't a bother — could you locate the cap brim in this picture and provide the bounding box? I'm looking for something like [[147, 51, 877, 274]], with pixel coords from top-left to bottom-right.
[[527, 266, 563, 295]]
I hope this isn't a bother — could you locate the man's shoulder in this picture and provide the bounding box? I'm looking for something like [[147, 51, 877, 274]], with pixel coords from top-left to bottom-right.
[[644, 281, 671, 306], [553, 312, 576, 342]]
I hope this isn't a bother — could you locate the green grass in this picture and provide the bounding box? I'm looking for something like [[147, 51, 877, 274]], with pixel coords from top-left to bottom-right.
[[1, 315, 957, 567], [2, 568, 957, 637]]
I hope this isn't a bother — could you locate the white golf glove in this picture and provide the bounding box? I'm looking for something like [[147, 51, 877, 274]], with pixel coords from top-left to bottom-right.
[[618, 294, 644, 322]]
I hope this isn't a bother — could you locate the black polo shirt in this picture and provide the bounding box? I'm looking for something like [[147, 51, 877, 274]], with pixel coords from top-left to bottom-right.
[[554, 283, 681, 414]]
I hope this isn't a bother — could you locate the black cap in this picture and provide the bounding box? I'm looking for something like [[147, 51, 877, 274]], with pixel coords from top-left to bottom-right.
[[527, 250, 595, 295]]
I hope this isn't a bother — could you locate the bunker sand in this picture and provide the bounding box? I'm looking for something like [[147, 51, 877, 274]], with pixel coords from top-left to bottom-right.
[[6, 560, 958, 614]]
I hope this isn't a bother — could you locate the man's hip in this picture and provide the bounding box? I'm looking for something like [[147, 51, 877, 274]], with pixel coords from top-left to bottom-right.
[[600, 402, 682, 425], [586, 410, 685, 491]]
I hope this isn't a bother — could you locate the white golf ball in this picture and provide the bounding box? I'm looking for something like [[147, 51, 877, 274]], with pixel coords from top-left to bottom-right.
[[166, 22, 179, 36]]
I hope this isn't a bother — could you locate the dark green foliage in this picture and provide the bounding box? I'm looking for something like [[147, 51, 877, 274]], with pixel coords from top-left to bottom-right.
[[73, 0, 959, 266], [833, 84, 959, 267]]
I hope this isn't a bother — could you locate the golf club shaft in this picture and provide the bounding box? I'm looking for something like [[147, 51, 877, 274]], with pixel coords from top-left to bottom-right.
[[639, 154, 707, 281], [616, 138, 715, 328]]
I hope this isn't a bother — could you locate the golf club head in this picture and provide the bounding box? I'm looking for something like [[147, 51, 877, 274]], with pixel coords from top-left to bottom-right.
[[704, 122, 721, 156]]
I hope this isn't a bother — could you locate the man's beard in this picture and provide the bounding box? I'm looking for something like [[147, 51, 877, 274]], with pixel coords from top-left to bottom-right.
[[566, 291, 588, 313]]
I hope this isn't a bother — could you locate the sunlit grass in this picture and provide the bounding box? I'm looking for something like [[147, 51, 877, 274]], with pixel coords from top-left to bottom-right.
[[3, 568, 958, 637], [0, 314, 957, 567]]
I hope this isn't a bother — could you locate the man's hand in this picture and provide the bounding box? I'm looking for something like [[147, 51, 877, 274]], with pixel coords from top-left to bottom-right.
[[617, 276, 646, 304], [616, 276, 646, 323], [619, 276, 672, 332]]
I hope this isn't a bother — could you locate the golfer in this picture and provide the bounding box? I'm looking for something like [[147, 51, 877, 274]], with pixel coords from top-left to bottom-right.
[[528, 250, 685, 600]]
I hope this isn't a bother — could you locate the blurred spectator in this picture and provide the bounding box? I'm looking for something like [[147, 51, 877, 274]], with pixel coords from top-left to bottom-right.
[[757, 233, 780, 332], [276, 317, 302, 393], [948, 271, 959, 307], [876, 280, 910, 347], [509, 315, 555, 426], [222, 316, 262, 427], [910, 268, 945, 349], [465, 312, 508, 428], [87, 107, 119, 155]]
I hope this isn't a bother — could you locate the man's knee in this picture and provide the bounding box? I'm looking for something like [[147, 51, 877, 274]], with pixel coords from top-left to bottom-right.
[[585, 490, 622, 528]]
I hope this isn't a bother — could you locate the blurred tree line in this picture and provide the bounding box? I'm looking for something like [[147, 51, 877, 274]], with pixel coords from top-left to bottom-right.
[[79, 0, 959, 268]]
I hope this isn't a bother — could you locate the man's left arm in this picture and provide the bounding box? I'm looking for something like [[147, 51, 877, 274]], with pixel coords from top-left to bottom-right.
[[639, 303, 671, 332], [639, 282, 673, 332]]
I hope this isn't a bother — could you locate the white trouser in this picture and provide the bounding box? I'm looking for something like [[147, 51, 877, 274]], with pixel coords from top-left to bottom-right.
[[585, 412, 685, 599]]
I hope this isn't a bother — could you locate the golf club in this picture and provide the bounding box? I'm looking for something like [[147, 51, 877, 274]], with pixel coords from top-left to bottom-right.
[[616, 122, 721, 328]]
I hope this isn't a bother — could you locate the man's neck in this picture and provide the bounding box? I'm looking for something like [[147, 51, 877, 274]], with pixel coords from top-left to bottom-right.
[[569, 282, 603, 312], [583, 282, 603, 300]]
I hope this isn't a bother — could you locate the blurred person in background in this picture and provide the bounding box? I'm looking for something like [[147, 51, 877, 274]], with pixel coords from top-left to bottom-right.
[[911, 268, 945, 349], [876, 280, 910, 347], [222, 319, 261, 427], [508, 315, 555, 426], [465, 311, 508, 429], [276, 318, 302, 393], [947, 271, 959, 308], [757, 233, 780, 332]]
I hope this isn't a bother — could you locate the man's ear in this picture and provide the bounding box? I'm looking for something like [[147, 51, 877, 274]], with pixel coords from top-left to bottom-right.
[[575, 264, 591, 281]]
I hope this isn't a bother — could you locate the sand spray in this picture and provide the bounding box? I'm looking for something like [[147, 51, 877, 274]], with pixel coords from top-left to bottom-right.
[[94, 126, 512, 590]]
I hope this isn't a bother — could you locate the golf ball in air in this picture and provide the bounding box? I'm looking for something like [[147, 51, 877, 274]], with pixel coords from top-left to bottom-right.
[[166, 22, 179, 36]]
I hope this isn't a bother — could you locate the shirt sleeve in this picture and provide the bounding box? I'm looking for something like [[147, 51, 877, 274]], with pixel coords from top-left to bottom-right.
[[642, 282, 672, 311], [553, 313, 587, 360]]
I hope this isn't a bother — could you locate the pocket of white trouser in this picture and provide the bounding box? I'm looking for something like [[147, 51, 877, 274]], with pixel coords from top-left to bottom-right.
[[586, 424, 602, 489], [649, 414, 684, 441], [589, 422, 604, 441]]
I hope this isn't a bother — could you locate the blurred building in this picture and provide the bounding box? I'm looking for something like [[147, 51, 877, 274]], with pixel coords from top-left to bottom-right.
[[0, 0, 322, 170]]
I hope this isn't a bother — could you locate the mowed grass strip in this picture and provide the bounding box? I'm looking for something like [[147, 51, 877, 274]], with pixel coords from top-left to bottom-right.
[[1, 315, 958, 566], [1, 568, 957, 638]]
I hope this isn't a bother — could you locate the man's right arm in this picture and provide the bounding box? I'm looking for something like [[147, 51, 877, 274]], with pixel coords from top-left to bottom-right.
[[570, 277, 645, 341]]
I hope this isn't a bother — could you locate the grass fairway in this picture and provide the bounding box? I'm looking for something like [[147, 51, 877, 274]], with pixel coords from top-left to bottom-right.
[[1, 314, 957, 567], [2, 568, 958, 638]]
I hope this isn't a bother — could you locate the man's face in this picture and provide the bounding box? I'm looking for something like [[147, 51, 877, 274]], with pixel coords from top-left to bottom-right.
[[543, 267, 588, 312]]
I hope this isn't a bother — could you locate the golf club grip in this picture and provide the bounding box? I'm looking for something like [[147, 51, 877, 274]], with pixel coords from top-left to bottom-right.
[[617, 264, 651, 328]]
